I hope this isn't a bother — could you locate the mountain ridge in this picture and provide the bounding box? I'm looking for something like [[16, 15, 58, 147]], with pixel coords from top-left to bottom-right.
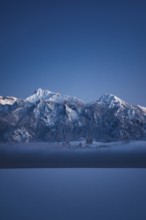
[[0, 88, 146, 143]]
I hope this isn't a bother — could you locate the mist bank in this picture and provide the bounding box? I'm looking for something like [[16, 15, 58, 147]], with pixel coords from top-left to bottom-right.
[[0, 141, 146, 168]]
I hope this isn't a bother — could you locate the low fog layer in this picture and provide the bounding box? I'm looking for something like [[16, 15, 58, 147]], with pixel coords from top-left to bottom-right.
[[0, 141, 146, 168]]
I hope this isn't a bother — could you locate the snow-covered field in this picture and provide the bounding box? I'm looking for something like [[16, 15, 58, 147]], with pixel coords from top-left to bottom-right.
[[70, 140, 146, 152], [0, 140, 146, 168], [0, 140, 146, 152]]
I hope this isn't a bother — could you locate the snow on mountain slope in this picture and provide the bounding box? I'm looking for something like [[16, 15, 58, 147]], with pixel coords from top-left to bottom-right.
[[25, 88, 53, 103], [64, 95, 84, 105], [25, 88, 85, 107], [25, 88, 67, 104], [97, 94, 126, 108], [65, 105, 78, 121], [0, 96, 17, 105], [138, 105, 146, 114]]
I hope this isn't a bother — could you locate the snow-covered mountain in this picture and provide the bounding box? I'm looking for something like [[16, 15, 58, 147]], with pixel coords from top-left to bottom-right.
[[25, 88, 84, 105], [0, 89, 146, 143], [97, 94, 126, 108]]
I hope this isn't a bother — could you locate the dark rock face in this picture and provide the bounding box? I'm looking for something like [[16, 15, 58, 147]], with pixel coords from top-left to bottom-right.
[[0, 89, 146, 143]]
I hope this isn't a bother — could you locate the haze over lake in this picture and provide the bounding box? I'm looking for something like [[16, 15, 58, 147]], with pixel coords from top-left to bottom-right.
[[0, 168, 146, 220], [0, 141, 146, 168]]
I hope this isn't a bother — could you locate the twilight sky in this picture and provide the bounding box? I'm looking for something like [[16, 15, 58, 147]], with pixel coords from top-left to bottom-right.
[[0, 0, 146, 105]]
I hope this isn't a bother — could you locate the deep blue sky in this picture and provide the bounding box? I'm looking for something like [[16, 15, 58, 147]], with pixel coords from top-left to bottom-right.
[[0, 0, 146, 105]]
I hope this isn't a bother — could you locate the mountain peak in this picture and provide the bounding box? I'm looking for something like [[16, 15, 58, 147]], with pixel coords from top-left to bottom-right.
[[25, 88, 84, 105], [26, 88, 53, 103], [33, 88, 51, 94], [97, 94, 126, 107]]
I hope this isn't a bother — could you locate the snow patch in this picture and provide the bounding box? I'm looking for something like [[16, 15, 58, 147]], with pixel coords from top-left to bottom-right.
[[25, 88, 52, 103], [98, 94, 126, 108], [138, 105, 146, 114], [25, 88, 85, 106], [0, 96, 17, 105], [65, 105, 78, 121]]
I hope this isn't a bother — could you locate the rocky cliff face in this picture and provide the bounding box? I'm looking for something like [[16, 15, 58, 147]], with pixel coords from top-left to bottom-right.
[[0, 89, 146, 143]]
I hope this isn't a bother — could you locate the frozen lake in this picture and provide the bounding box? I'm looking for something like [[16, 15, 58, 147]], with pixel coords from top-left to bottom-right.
[[0, 141, 146, 167], [0, 168, 146, 220]]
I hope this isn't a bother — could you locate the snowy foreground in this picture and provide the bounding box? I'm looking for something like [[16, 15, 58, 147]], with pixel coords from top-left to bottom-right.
[[0, 141, 146, 168]]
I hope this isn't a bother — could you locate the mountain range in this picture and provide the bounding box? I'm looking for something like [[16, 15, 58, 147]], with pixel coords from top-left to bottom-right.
[[0, 88, 146, 143]]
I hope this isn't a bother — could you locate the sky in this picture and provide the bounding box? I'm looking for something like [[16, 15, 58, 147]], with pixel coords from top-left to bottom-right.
[[0, 0, 146, 105]]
